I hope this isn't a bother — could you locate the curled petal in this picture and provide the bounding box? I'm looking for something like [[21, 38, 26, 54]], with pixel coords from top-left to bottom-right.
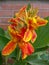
[[31, 30, 37, 43], [2, 40, 17, 56], [23, 29, 32, 42], [36, 17, 48, 26], [19, 42, 34, 59]]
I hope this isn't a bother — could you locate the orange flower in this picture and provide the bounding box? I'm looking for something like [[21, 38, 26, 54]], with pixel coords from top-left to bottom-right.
[[2, 5, 48, 59]]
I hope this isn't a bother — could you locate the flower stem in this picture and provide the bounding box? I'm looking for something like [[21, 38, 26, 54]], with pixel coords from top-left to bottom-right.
[[5, 56, 8, 65], [12, 48, 21, 65]]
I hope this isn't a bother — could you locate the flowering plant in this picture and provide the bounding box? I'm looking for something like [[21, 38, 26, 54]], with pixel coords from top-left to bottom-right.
[[0, 4, 49, 65]]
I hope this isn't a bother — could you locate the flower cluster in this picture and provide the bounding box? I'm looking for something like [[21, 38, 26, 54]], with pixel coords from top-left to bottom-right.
[[2, 5, 48, 59]]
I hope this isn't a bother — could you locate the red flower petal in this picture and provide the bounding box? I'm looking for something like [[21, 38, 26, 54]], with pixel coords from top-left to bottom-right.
[[27, 43, 34, 55], [20, 27, 26, 37], [9, 18, 17, 26]]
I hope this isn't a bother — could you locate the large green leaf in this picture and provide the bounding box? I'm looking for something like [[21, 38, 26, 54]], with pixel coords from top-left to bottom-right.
[[33, 16, 49, 49], [0, 28, 10, 51], [5, 30, 11, 39], [0, 28, 5, 36], [26, 51, 49, 65], [0, 35, 10, 51]]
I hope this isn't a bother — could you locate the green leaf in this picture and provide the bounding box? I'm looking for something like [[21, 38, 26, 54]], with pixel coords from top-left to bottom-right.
[[13, 15, 16, 18], [0, 28, 5, 36], [26, 3, 31, 11], [45, 16, 49, 21], [26, 51, 49, 65], [0, 52, 3, 65], [35, 46, 49, 52], [33, 16, 49, 49], [0, 35, 10, 51]]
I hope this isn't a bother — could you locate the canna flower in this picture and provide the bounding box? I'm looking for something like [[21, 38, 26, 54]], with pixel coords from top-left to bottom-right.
[[2, 5, 48, 59]]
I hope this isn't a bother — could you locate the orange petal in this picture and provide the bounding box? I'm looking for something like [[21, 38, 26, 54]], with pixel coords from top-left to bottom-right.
[[2, 40, 17, 56], [37, 17, 48, 26], [19, 42, 34, 59], [23, 29, 32, 42], [18, 42, 28, 59], [31, 30, 37, 43]]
